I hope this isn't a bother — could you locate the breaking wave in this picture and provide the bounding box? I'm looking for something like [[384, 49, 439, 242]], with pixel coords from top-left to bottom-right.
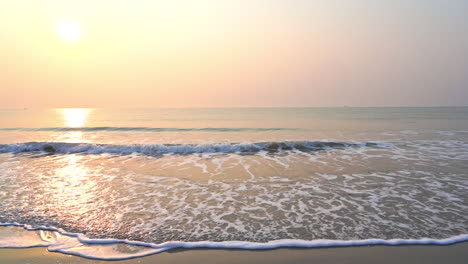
[[0, 141, 386, 156]]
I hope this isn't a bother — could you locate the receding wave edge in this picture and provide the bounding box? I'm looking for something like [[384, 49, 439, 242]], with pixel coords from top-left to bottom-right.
[[1, 223, 467, 261]]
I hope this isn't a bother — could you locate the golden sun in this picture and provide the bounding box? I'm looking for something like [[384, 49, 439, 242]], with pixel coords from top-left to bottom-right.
[[56, 19, 83, 42]]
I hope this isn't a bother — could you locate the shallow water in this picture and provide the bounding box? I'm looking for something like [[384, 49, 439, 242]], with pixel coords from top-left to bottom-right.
[[0, 108, 467, 259]]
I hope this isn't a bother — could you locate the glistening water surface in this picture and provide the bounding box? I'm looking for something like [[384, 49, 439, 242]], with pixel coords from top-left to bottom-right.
[[0, 108, 467, 259]]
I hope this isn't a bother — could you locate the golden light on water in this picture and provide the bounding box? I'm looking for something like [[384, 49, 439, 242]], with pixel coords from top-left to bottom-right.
[[49, 109, 97, 220], [59, 108, 92, 128], [57, 131, 86, 143], [51, 154, 97, 218]]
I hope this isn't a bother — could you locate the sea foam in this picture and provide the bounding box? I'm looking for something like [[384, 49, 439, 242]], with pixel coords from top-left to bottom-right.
[[0, 223, 467, 261], [0, 141, 386, 156]]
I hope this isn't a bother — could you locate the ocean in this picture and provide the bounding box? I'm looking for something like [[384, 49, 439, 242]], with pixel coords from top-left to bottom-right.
[[0, 107, 467, 260]]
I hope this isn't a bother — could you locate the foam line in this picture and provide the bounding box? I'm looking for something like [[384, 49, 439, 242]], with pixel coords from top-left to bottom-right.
[[0, 141, 387, 156], [0, 223, 467, 261]]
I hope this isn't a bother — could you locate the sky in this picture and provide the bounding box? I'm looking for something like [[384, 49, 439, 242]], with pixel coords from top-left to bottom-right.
[[1, 0, 467, 108]]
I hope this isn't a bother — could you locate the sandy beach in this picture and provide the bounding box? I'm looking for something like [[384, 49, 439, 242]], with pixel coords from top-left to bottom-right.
[[1, 243, 467, 264]]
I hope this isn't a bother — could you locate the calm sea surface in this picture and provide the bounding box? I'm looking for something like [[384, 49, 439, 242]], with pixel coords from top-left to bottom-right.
[[0, 108, 467, 259]]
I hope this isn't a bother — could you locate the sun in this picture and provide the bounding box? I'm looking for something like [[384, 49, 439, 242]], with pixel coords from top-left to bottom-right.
[[56, 19, 83, 42]]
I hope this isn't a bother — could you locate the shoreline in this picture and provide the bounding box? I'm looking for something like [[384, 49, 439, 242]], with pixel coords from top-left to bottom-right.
[[1, 243, 467, 264], [2, 224, 468, 260]]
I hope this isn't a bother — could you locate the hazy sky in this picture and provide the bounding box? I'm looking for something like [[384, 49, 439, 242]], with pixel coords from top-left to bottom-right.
[[1, 0, 467, 108]]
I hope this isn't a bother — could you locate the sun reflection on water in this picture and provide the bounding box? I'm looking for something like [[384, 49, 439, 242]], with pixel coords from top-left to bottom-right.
[[54, 131, 87, 143], [58, 108, 93, 128], [50, 154, 98, 223], [55, 108, 93, 143]]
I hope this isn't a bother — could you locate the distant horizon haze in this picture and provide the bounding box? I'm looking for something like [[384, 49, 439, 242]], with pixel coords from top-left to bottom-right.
[[2, 105, 468, 110]]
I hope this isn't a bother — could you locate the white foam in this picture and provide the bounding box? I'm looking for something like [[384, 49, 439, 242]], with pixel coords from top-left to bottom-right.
[[0, 223, 467, 261], [0, 141, 384, 156]]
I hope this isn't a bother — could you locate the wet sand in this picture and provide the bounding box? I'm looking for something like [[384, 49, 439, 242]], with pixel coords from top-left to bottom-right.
[[1, 243, 467, 264]]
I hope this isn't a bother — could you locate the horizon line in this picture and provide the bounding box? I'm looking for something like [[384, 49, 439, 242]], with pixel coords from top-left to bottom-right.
[[2, 105, 468, 110]]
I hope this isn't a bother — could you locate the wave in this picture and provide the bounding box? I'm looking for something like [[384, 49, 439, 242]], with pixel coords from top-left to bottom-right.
[[0, 141, 386, 156], [1, 223, 466, 261], [0, 127, 299, 132]]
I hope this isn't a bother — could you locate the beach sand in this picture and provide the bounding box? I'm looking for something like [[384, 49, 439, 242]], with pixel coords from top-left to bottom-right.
[[1, 243, 467, 264]]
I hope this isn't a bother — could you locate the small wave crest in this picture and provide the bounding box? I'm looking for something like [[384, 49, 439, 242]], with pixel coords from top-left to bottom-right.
[[1, 223, 467, 261], [0, 127, 298, 132], [0, 141, 386, 156]]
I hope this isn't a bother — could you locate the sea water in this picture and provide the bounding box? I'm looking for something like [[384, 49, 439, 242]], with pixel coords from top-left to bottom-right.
[[0, 108, 467, 260]]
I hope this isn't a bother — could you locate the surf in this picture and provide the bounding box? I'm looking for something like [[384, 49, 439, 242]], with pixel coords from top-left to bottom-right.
[[0, 141, 386, 156], [1, 223, 467, 261]]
